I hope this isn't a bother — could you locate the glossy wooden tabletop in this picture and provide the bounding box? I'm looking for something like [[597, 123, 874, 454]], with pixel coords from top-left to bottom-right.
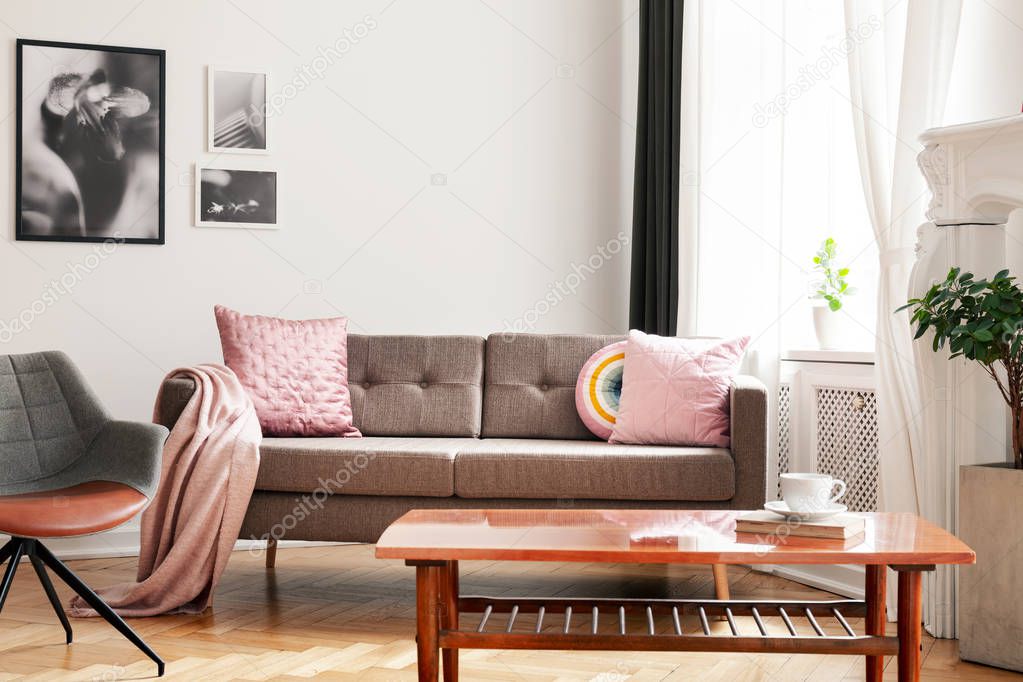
[[375, 509, 976, 566]]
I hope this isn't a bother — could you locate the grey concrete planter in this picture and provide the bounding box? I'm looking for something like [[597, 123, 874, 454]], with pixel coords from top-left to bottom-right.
[[959, 463, 1023, 672]]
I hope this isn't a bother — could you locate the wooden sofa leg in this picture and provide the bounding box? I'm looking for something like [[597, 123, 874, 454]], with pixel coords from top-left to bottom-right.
[[712, 564, 730, 600], [265, 538, 278, 569]]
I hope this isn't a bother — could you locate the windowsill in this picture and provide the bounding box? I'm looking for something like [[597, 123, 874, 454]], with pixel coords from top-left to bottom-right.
[[781, 348, 875, 365]]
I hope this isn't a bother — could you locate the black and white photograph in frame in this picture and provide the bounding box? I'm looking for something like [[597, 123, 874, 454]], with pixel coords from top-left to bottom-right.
[[16, 39, 165, 244], [208, 67, 268, 153], [195, 167, 278, 229]]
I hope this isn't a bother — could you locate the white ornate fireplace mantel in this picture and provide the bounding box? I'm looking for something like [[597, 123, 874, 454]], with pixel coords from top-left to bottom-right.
[[917, 112, 1023, 227], [910, 114, 1023, 638], [914, 115, 1023, 342]]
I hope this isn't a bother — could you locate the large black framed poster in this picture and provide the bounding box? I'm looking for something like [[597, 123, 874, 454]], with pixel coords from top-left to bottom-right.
[[16, 39, 165, 244]]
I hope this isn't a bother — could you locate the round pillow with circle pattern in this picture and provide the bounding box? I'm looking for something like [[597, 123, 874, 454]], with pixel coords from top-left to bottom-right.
[[574, 340, 626, 440]]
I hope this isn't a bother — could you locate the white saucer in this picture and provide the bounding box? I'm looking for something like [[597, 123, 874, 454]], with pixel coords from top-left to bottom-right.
[[764, 500, 847, 521]]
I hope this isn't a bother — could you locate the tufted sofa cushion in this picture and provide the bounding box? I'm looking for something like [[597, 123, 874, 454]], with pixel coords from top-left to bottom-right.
[[347, 335, 485, 437], [0, 352, 107, 485], [482, 334, 624, 440], [215, 306, 361, 437]]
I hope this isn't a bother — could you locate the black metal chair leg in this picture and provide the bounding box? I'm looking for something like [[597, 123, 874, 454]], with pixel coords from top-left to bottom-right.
[[0, 537, 17, 565], [26, 545, 73, 644], [0, 539, 25, 612], [33, 541, 164, 677]]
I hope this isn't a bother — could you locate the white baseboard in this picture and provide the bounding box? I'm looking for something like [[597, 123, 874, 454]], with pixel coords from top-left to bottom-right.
[[1, 524, 340, 561], [753, 563, 865, 599], [0, 525, 144, 560]]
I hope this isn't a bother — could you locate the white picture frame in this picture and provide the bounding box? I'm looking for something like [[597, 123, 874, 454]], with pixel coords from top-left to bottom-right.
[[207, 65, 269, 154], [195, 165, 278, 229]]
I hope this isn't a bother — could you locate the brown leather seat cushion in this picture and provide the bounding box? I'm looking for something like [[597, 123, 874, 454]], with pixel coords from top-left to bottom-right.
[[0, 481, 147, 538]]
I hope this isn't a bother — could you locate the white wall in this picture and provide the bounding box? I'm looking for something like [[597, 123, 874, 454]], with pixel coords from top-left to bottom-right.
[[0, 0, 639, 423], [945, 0, 1023, 290], [946, 0, 1023, 125]]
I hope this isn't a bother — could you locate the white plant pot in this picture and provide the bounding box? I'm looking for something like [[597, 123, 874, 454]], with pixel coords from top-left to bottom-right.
[[812, 305, 849, 350]]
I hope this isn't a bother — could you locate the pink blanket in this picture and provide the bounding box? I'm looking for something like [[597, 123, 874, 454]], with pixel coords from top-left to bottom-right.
[[70, 364, 262, 617]]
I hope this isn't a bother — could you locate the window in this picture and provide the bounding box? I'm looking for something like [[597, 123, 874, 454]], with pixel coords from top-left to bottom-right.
[[691, 0, 877, 351]]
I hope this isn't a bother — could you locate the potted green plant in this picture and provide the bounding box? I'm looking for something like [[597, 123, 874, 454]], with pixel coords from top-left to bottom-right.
[[810, 237, 855, 349], [900, 267, 1023, 672]]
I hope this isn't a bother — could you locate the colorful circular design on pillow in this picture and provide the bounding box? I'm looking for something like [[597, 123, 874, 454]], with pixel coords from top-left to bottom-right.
[[575, 341, 626, 440]]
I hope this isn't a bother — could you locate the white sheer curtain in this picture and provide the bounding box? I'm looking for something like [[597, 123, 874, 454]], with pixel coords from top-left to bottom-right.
[[678, 0, 786, 485], [679, 0, 877, 490], [843, 0, 962, 636]]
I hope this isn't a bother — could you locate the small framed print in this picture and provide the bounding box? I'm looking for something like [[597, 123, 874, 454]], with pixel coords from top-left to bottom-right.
[[195, 166, 277, 229], [207, 66, 268, 153]]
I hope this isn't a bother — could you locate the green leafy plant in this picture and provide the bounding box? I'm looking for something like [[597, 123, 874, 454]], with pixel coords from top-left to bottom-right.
[[812, 237, 854, 311], [899, 267, 1023, 469]]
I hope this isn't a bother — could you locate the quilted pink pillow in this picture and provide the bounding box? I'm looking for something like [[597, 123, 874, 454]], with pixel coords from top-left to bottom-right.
[[214, 305, 361, 437], [609, 331, 749, 447]]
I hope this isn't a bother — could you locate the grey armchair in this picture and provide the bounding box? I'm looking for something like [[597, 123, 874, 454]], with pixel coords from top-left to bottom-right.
[[0, 351, 168, 676]]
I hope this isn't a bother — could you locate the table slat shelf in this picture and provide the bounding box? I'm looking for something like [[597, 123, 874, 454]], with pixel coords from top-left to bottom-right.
[[445, 596, 897, 657]]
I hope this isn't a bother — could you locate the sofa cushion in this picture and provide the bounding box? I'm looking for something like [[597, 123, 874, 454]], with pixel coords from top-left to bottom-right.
[[454, 439, 735, 501], [256, 437, 479, 497], [348, 335, 485, 437], [483, 334, 624, 439]]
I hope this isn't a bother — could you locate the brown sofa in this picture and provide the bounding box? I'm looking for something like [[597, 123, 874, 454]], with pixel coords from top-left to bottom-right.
[[155, 333, 768, 550]]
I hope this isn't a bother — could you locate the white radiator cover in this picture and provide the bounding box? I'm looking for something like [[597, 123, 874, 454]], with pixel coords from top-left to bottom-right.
[[778, 384, 879, 512], [776, 352, 878, 510]]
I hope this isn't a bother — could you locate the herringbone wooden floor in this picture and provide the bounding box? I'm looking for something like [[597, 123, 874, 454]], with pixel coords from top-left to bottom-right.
[[0, 544, 1019, 681]]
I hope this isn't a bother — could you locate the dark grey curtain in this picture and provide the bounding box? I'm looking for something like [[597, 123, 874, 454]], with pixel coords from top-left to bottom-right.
[[629, 0, 683, 336]]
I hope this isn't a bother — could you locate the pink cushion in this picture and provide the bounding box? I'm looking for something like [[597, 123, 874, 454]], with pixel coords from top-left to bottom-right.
[[214, 305, 361, 437], [609, 331, 749, 447]]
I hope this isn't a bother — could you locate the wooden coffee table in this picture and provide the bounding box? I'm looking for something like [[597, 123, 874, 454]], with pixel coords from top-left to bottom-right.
[[375, 509, 975, 682]]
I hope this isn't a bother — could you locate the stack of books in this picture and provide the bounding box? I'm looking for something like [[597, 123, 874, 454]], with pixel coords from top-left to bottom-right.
[[735, 510, 865, 539]]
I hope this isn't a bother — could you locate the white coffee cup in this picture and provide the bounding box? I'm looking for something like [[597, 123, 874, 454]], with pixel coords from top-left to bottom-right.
[[780, 473, 846, 512]]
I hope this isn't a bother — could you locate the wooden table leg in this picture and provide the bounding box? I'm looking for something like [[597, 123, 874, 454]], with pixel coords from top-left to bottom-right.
[[441, 561, 459, 682], [897, 569, 923, 682], [414, 563, 442, 681], [865, 564, 886, 682], [711, 564, 730, 600]]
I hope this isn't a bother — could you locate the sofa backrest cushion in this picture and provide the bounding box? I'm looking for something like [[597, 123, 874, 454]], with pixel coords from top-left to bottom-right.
[[348, 335, 485, 437], [483, 333, 625, 440]]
